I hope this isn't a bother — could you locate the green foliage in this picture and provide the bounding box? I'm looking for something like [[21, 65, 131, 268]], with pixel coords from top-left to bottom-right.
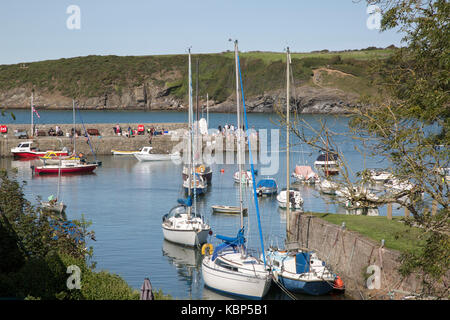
[[0, 171, 170, 300]]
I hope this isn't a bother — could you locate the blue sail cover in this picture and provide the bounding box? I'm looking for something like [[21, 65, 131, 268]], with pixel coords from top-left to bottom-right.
[[212, 228, 245, 261], [295, 252, 312, 274], [177, 196, 192, 207], [256, 179, 277, 189]]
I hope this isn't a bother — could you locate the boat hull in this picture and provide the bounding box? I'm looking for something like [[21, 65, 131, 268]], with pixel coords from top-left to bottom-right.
[[162, 226, 210, 247], [13, 151, 68, 159], [134, 153, 181, 161], [34, 164, 97, 175], [277, 274, 334, 296], [183, 171, 212, 184], [202, 257, 272, 300]]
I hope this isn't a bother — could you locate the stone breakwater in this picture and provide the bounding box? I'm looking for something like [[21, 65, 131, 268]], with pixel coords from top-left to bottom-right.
[[0, 123, 187, 157], [0, 122, 258, 157]]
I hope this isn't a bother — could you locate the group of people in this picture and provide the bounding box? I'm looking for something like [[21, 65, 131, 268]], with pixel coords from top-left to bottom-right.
[[216, 123, 258, 138], [46, 126, 64, 137]]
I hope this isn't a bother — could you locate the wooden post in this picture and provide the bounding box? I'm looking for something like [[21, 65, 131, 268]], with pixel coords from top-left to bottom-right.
[[404, 206, 410, 218], [387, 203, 392, 220], [432, 200, 438, 216]]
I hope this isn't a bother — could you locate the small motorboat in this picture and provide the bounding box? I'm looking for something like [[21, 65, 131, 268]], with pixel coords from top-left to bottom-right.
[[34, 162, 98, 175], [256, 178, 278, 196], [367, 168, 393, 183], [134, 146, 181, 161], [111, 149, 140, 156], [41, 199, 67, 215], [314, 151, 340, 176], [317, 179, 339, 195], [183, 173, 207, 195], [40, 151, 80, 165], [292, 165, 319, 184], [182, 164, 213, 185], [11, 141, 69, 159], [277, 189, 304, 210], [211, 205, 248, 215]]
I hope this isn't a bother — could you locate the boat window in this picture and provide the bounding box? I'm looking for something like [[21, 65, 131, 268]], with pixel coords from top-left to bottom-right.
[[21, 143, 29, 148], [215, 259, 238, 272], [168, 205, 187, 218]]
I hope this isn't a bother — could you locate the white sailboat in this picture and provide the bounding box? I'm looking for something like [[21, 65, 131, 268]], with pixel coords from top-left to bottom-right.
[[267, 47, 342, 296], [161, 48, 211, 247], [201, 40, 271, 299]]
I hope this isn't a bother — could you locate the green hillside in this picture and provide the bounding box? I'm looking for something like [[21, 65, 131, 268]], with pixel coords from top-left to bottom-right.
[[0, 48, 395, 104]]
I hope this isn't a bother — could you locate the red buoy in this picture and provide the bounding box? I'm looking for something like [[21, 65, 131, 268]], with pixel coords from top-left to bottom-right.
[[333, 276, 345, 290]]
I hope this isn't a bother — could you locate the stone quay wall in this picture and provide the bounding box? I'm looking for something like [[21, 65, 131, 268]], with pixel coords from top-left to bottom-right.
[[289, 214, 425, 300]]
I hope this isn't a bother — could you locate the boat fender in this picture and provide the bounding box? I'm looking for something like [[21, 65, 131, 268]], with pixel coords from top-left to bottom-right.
[[201, 243, 213, 256], [333, 276, 345, 290]]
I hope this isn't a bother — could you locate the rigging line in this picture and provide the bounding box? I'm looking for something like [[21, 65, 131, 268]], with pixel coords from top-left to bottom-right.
[[75, 104, 98, 163], [237, 51, 267, 268]]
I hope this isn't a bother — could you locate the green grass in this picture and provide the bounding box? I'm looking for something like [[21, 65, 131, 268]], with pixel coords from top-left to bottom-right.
[[307, 212, 426, 253]]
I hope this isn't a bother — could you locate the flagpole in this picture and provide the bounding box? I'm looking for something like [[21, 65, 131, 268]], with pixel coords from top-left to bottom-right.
[[30, 92, 33, 138]]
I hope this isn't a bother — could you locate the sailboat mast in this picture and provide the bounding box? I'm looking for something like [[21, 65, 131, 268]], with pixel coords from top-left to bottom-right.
[[286, 47, 291, 236], [234, 40, 244, 230], [72, 99, 76, 155], [30, 92, 34, 138], [187, 49, 193, 218]]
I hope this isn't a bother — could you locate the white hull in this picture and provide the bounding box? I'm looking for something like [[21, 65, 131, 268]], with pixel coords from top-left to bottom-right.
[[162, 227, 210, 247], [134, 153, 181, 162], [277, 190, 303, 209], [202, 252, 271, 299]]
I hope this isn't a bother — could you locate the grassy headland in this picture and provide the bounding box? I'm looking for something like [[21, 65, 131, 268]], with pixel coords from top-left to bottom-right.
[[0, 47, 396, 107]]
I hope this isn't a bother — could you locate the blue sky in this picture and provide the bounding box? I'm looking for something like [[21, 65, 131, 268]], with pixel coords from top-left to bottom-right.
[[0, 0, 403, 65]]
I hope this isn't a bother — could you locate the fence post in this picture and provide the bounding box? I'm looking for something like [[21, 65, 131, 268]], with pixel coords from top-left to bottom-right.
[[432, 200, 438, 216], [387, 203, 392, 220]]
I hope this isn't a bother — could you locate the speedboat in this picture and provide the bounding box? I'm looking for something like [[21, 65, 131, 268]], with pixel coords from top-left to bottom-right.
[[134, 146, 181, 162], [292, 165, 319, 184], [256, 178, 278, 196], [277, 189, 304, 210], [266, 248, 339, 296], [162, 200, 211, 247], [11, 141, 68, 159]]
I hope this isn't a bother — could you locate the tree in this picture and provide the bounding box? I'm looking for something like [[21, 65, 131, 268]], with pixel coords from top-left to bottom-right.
[[277, 0, 449, 298]]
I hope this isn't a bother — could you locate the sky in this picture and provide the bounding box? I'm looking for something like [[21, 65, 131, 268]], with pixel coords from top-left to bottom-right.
[[0, 0, 404, 65]]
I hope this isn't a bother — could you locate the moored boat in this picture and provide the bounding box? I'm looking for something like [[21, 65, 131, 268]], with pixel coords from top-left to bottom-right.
[[11, 141, 69, 159], [256, 178, 278, 196], [134, 146, 181, 162], [211, 205, 248, 215], [34, 162, 98, 175]]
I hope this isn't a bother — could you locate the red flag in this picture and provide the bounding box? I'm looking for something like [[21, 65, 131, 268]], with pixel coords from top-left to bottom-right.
[[32, 106, 40, 119]]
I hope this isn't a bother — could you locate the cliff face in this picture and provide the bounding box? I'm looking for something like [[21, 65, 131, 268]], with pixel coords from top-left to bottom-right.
[[0, 84, 359, 114]]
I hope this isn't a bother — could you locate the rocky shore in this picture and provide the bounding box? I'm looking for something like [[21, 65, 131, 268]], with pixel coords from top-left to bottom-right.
[[0, 85, 359, 114]]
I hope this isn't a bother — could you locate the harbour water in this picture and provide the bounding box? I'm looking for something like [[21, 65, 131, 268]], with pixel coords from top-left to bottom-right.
[[1, 110, 400, 300]]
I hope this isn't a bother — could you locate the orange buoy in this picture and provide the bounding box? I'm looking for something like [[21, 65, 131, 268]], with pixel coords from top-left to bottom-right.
[[333, 276, 345, 290], [220, 169, 225, 173]]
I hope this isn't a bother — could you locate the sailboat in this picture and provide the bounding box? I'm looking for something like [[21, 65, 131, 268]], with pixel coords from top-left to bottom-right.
[[40, 157, 67, 216], [161, 48, 211, 247], [182, 58, 213, 185], [33, 100, 98, 175], [266, 47, 340, 296], [201, 40, 271, 299]]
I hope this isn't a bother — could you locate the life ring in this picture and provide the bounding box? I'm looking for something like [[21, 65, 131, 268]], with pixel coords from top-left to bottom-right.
[[201, 243, 213, 255], [196, 165, 206, 173]]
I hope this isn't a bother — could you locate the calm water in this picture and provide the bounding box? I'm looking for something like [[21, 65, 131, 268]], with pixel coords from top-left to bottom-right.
[[1, 110, 399, 300]]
